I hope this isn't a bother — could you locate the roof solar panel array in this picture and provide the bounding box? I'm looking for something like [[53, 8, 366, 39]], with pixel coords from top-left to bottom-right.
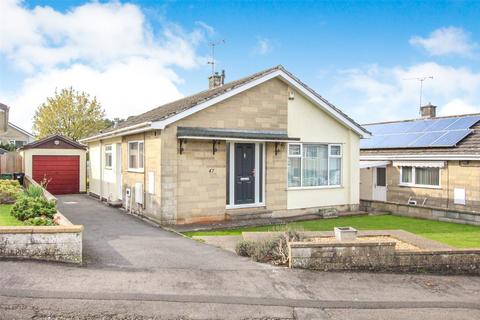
[[361, 115, 480, 149]]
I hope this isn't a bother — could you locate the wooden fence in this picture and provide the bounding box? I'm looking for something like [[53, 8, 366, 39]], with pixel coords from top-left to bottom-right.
[[0, 152, 23, 174]]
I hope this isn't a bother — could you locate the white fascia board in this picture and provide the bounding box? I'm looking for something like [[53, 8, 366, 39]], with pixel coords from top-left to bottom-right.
[[360, 154, 480, 161], [152, 70, 370, 138], [80, 122, 152, 143]]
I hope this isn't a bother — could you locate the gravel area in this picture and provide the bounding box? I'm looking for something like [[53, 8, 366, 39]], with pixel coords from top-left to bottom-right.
[[308, 236, 420, 251]]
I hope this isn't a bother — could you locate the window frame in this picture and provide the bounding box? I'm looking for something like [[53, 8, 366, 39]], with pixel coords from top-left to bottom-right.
[[287, 142, 342, 189], [127, 140, 144, 172], [104, 144, 113, 169], [9, 140, 26, 148], [399, 166, 441, 189]]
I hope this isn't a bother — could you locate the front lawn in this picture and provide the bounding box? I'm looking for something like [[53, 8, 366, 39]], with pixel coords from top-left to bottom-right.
[[183, 215, 480, 249], [0, 204, 23, 226]]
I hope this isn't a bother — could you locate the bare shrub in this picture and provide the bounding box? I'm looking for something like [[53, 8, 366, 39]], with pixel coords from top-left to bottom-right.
[[235, 240, 256, 257]]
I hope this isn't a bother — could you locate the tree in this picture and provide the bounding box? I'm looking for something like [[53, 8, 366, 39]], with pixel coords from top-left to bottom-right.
[[103, 117, 125, 129], [33, 87, 107, 141]]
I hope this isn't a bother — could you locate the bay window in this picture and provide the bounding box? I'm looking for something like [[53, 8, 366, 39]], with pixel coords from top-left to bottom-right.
[[400, 166, 440, 187], [128, 141, 144, 171], [288, 143, 342, 188]]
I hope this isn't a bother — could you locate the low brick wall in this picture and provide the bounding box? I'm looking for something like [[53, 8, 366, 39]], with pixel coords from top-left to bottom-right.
[[289, 241, 480, 275], [0, 212, 83, 264], [361, 199, 480, 226]]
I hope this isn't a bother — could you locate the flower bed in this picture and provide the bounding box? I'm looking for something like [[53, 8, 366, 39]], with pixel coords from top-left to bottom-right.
[[0, 179, 58, 226], [0, 177, 83, 264]]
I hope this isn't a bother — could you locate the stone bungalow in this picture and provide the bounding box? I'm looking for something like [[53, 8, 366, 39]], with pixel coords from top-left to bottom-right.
[[360, 104, 480, 213], [81, 66, 370, 225]]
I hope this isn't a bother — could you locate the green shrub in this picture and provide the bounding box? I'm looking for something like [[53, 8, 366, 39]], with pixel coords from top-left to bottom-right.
[[24, 185, 44, 198], [11, 196, 57, 222], [24, 217, 55, 226], [0, 179, 23, 204], [235, 240, 257, 257]]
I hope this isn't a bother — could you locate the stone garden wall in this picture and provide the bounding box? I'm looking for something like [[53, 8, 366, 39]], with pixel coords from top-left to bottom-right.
[[0, 212, 83, 264], [289, 241, 480, 275], [361, 199, 480, 226]]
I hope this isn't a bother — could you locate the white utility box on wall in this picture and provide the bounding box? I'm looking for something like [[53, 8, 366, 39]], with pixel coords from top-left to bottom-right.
[[135, 183, 144, 204]]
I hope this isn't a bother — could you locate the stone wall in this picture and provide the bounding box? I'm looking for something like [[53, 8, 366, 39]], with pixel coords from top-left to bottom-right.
[[289, 241, 480, 275], [385, 161, 480, 212], [0, 216, 83, 264], [361, 199, 480, 226], [159, 78, 289, 224]]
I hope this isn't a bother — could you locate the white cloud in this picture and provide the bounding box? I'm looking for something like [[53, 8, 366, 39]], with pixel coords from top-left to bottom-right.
[[409, 27, 477, 57], [332, 62, 480, 123], [0, 0, 208, 130], [253, 38, 273, 56], [195, 21, 215, 36], [440, 99, 479, 116]]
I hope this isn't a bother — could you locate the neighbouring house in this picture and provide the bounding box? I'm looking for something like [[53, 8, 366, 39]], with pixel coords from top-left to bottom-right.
[[360, 104, 480, 213], [19, 135, 87, 195], [0, 103, 35, 148], [81, 66, 370, 225]]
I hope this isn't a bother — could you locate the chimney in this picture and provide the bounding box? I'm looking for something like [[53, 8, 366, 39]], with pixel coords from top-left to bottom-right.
[[0, 103, 9, 133], [208, 70, 225, 89], [420, 103, 437, 118]]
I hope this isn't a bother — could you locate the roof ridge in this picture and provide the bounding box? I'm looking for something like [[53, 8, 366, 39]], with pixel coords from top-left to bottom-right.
[[363, 112, 480, 126]]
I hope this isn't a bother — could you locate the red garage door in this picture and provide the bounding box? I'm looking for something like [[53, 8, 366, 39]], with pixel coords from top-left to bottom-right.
[[32, 155, 80, 195]]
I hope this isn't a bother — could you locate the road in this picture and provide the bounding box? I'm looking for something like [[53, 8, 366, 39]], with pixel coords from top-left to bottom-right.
[[0, 194, 479, 319]]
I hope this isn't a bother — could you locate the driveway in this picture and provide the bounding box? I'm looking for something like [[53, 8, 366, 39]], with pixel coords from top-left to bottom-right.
[[56, 194, 267, 270], [0, 194, 479, 319]]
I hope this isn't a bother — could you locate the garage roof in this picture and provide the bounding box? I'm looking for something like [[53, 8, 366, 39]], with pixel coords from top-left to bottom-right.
[[20, 134, 87, 150]]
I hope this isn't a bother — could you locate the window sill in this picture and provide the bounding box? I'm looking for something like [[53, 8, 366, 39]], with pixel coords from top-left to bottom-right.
[[127, 169, 144, 173], [287, 185, 343, 191], [398, 183, 441, 190], [104, 167, 112, 170], [226, 203, 265, 210]]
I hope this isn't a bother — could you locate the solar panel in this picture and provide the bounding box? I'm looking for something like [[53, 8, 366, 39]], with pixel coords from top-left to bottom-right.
[[430, 129, 472, 147], [425, 118, 457, 131], [408, 131, 445, 147], [445, 116, 480, 130], [361, 115, 478, 149]]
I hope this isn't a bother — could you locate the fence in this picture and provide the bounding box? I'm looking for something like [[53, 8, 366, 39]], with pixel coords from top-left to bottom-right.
[[0, 152, 22, 174]]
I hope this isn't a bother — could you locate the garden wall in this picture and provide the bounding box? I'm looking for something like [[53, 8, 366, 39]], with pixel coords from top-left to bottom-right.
[[0, 210, 82, 264], [289, 241, 480, 275], [360, 199, 480, 226]]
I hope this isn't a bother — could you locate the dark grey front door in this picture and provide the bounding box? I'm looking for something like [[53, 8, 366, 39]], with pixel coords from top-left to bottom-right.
[[234, 143, 255, 204]]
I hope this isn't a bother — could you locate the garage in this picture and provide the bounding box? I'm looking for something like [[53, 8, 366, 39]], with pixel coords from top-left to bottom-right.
[[20, 135, 87, 195]]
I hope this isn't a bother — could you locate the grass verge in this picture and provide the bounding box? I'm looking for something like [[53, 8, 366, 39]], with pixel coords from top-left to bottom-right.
[[0, 204, 23, 226], [183, 214, 480, 248]]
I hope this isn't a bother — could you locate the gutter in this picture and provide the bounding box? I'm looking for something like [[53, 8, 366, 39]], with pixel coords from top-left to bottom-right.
[[360, 154, 480, 161], [80, 122, 152, 143]]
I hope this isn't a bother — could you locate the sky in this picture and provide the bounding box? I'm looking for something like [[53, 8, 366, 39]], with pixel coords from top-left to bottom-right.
[[1, 0, 480, 132]]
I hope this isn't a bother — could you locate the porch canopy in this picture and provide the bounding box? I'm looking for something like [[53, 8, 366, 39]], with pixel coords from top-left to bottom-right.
[[392, 160, 445, 168], [359, 160, 391, 169], [177, 127, 300, 142]]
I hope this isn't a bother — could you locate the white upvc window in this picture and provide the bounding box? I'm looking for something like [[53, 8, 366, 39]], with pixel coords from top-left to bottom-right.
[[400, 166, 440, 188], [128, 141, 144, 172], [104, 145, 113, 169], [287, 143, 342, 188]]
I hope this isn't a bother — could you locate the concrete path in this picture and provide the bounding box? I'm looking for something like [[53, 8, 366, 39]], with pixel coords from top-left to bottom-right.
[[0, 194, 479, 319]]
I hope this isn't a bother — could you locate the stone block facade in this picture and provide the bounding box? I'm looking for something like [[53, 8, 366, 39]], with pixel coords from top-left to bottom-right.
[[156, 78, 289, 224], [385, 161, 480, 213]]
